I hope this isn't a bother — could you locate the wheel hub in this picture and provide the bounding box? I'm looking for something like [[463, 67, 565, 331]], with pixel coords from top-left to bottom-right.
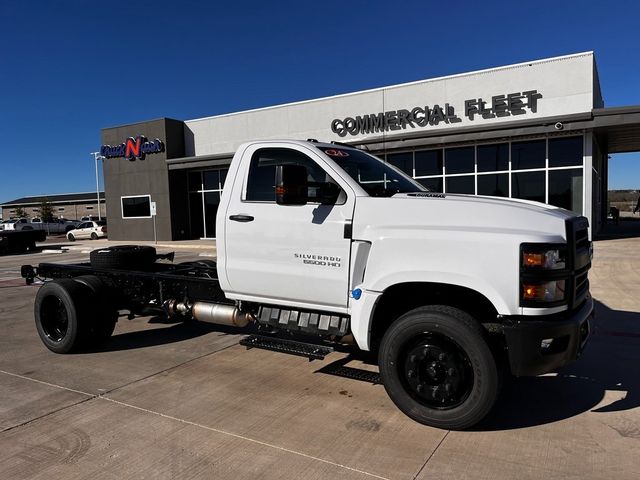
[[402, 335, 473, 408], [40, 296, 69, 342]]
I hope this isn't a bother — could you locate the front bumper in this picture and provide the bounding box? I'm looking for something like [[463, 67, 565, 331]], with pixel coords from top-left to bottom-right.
[[502, 295, 593, 376]]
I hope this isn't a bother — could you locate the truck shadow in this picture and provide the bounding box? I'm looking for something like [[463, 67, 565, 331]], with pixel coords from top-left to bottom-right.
[[318, 299, 640, 431], [478, 299, 640, 430], [80, 318, 251, 353]]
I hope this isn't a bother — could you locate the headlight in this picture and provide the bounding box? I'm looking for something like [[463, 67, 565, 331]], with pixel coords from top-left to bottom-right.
[[522, 280, 566, 303], [520, 243, 569, 306], [522, 247, 565, 270]]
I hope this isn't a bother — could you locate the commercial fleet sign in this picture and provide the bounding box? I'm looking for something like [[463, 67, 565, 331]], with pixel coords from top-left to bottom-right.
[[100, 135, 165, 161], [330, 89, 542, 137]]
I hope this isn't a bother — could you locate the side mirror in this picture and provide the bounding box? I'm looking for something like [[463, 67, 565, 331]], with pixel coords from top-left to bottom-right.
[[276, 164, 308, 205]]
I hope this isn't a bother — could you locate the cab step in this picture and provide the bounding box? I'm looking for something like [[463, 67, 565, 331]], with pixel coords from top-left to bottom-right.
[[239, 334, 334, 361]]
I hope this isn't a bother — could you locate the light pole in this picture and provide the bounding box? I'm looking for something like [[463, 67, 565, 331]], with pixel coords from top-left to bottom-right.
[[90, 152, 105, 220]]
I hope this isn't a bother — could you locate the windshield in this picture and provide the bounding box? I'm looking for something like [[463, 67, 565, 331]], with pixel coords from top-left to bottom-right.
[[317, 146, 426, 197]]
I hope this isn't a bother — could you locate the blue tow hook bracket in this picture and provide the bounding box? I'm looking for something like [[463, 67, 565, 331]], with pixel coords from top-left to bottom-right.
[[351, 288, 362, 300]]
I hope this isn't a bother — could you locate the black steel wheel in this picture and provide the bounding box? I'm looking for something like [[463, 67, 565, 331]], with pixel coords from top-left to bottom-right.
[[90, 232, 98, 240], [401, 333, 474, 409], [39, 295, 68, 342], [34, 279, 92, 353], [67, 233, 76, 242], [378, 305, 499, 430]]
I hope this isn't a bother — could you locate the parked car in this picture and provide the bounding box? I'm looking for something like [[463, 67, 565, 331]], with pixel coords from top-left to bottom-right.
[[66, 220, 107, 241]]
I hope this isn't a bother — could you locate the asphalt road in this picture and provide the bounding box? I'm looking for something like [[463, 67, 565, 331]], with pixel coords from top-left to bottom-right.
[[0, 239, 639, 479]]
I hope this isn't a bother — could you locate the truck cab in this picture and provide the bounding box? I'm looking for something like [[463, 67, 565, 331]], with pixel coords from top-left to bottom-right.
[[217, 140, 592, 426]]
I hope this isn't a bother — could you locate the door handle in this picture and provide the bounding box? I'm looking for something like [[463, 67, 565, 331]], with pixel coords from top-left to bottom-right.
[[229, 214, 254, 223]]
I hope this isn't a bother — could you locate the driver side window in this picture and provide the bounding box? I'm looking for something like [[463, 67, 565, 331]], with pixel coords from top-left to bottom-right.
[[245, 148, 335, 202]]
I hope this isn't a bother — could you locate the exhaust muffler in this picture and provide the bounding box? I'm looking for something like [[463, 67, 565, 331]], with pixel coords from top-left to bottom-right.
[[167, 300, 253, 327]]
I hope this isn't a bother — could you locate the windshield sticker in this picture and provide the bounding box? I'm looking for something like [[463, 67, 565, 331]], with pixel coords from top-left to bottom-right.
[[324, 149, 350, 157]]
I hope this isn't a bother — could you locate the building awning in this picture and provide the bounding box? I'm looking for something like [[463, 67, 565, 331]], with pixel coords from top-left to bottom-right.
[[593, 106, 640, 153], [166, 153, 234, 170]]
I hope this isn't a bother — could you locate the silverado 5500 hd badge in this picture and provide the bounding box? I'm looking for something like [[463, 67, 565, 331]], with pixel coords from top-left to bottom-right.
[[294, 253, 341, 268]]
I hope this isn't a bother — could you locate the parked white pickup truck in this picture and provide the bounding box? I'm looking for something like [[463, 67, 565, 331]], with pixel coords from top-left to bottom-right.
[[2, 218, 78, 234], [23, 139, 593, 430]]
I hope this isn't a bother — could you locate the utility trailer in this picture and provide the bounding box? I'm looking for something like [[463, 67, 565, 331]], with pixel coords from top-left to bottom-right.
[[0, 229, 46, 255]]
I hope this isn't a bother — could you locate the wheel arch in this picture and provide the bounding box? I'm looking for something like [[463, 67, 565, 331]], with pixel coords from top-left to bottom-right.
[[368, 281, 501, 353]]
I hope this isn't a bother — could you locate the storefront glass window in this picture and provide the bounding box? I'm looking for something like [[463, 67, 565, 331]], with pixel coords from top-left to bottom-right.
[[511, 140, 545, 170], [387, 152, 413, 175], [188, 192, 204, 238], [446, 175, 474, 194], [417, 177, 443, 192], [187, 168, 229, 239], [373, 134, 585, 214], [203, 170, 221, 190], [204, 192, 220, 238], [415, 149, 443, 176], [512, 171, 545, 203], [549, 169, 583, 214], [549, 136, 583, 167], [188, 171, 202, 191], [477, 174, 509, 197], [477, 143, 508, 172], [445, 147, 474, 174]]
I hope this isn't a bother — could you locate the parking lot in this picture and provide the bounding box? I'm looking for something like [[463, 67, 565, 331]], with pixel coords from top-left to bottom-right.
[[0, 235, 639, 480]]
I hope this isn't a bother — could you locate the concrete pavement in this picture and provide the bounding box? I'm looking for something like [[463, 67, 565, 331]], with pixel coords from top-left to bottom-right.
[[0, 235, 639, 479]]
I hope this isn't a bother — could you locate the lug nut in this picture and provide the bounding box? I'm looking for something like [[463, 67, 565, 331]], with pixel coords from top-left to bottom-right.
[[407, 369, 416, 378], [416, 383, 425, 393]]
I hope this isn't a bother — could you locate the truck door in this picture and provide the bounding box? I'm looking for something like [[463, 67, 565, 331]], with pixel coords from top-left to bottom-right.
[[224, 144, 355, 310]]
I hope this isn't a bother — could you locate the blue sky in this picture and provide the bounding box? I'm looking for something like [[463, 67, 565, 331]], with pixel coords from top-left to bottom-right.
[[1, 0, 640, 204]]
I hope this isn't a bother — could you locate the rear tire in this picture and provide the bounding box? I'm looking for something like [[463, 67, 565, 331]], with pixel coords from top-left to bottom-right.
[[378, 305, 499, 430], [73, 275, 118, 344], [34, 279, 92, 353], [90, 232, 98, 240]]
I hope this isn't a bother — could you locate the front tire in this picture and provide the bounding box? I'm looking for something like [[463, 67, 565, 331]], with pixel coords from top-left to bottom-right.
[[67, 233, 75, 242], [378, 305, 499, 430]]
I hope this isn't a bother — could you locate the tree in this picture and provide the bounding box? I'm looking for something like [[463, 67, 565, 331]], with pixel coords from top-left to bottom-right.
[[14, 206, 26, 218], [37, 199, 54, 222]]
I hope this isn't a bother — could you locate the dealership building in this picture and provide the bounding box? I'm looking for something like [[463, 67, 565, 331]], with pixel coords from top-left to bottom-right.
[[99, 52, 640, 241]]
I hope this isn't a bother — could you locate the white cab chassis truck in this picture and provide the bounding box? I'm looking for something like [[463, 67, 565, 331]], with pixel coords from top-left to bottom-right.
[[23, 140, 593, 430]]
